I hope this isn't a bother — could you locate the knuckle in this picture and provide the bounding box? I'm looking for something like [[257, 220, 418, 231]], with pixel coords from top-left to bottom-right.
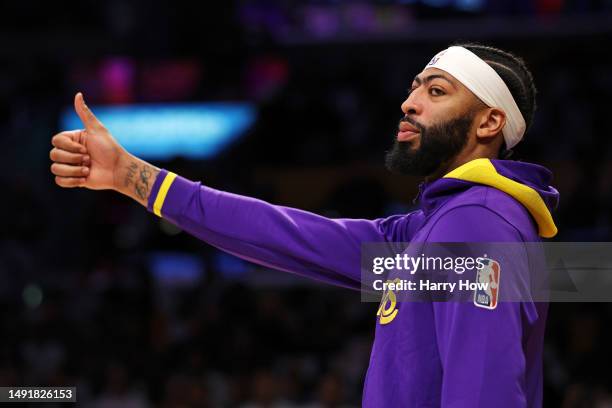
[[63, 152, 74, 163]]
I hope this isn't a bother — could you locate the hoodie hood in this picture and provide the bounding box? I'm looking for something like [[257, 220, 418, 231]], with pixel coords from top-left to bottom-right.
[[421, 158, 559, 238]]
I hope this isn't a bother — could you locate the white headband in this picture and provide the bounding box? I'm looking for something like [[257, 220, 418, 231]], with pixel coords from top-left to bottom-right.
[[425, 46, 526, 149]]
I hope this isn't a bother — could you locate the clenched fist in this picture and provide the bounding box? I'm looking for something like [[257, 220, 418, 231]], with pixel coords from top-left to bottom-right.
[[51, 93, 159, 206]]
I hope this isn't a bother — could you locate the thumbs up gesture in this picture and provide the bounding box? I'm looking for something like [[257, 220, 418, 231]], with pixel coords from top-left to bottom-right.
[[51, 93, 159, 206], [50, 93, 124, 190]]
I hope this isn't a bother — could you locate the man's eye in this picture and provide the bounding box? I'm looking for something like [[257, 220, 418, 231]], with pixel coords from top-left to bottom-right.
[[430, 87, 444, 96]]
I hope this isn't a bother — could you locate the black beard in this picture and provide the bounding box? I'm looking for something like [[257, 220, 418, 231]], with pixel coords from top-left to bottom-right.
[[384, 112, 475, 177]]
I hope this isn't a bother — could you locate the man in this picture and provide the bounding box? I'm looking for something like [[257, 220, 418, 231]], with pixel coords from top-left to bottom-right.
[[50, 43, 559, 407]]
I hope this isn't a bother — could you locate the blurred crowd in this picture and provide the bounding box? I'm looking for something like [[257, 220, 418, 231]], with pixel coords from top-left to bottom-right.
[[1, 1, 612, 407]]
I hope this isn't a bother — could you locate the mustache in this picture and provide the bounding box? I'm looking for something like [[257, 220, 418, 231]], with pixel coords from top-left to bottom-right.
[[399, 116, 425, 133]]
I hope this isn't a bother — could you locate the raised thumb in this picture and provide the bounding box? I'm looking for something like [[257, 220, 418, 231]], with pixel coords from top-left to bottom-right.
[[74, 92, 103, 130]]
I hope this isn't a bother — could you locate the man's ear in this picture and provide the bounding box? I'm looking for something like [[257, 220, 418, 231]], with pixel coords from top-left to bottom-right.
[[476, 107, 506, 140]]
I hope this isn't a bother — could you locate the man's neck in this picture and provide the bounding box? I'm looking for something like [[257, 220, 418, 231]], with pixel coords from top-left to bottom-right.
[[427, 151, 499, 182]]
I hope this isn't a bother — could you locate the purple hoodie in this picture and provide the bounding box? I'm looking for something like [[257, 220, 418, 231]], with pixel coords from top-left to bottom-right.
[[146, 158, 559, 407]]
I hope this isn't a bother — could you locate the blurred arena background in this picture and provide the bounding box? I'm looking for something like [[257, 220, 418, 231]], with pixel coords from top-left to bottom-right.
[[1, 1, 612, 406]]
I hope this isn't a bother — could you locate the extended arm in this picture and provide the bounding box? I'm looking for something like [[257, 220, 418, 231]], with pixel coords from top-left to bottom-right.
[[50, 93, 408, 288]]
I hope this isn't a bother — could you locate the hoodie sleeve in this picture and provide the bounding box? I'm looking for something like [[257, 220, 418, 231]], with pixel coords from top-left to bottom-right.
[[426, 205, 540, 408], [146, 170, 408, 289]]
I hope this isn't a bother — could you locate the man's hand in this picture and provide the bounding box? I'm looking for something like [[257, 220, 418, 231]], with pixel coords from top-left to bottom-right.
[[50, 93, 159, 206]]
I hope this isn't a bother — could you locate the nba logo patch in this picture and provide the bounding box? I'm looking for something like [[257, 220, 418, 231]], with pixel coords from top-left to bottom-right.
[[473, 258, 500, 310]]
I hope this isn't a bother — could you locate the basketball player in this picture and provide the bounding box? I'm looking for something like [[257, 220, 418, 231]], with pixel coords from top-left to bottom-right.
[[50, 44, 559, 407]]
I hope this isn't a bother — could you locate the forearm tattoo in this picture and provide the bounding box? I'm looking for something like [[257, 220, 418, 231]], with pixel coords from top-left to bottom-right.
[[124, 161, 158, 202], [124, 163, 138, 187]]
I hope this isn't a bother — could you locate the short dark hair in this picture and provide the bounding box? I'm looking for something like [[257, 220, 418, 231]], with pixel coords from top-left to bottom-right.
[[455, 43, 537, 156]]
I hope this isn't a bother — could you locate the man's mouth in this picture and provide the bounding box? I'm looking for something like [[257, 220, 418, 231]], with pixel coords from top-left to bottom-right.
[[397, 121, 420, 142]]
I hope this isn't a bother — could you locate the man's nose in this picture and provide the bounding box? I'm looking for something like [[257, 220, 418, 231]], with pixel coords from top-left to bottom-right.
[[401, 92, 423, 116]]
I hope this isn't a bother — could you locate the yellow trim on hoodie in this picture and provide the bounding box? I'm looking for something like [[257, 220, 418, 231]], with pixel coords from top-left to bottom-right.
[[153, 172, 177, 217], [443, 158, 557, 238]]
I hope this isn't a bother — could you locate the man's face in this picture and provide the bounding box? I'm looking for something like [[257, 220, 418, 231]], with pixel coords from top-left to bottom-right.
[[385, 67, 482, 177]]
